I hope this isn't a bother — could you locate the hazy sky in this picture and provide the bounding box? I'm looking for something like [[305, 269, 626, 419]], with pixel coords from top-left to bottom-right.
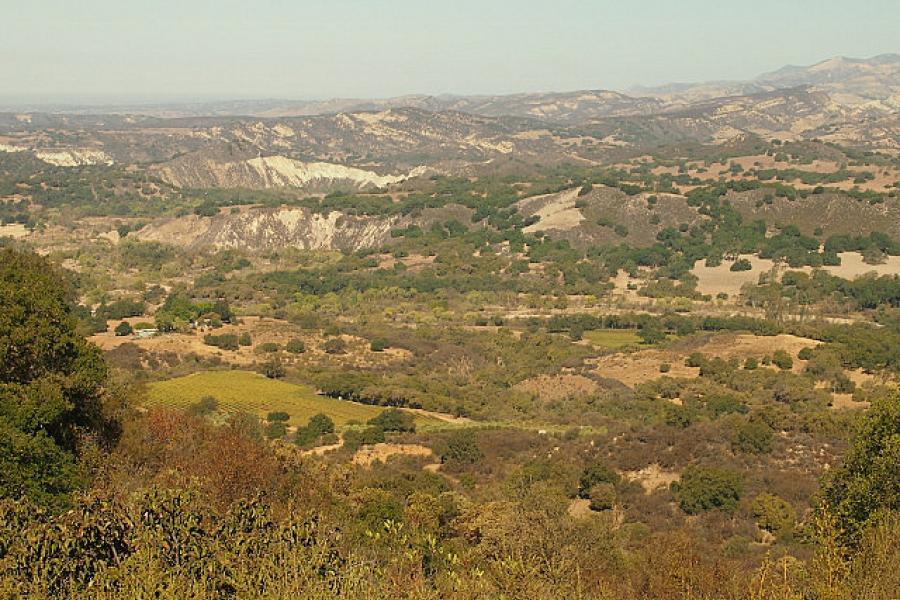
[[1, 0, 898, 103]]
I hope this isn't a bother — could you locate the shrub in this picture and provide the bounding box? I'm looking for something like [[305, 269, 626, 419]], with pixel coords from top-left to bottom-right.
[[732, 418, 774, 454], [343, 426, 385, 451], [578, 460, 620, 498], [285, 339, 306, 354], [772, 350, 793, 370], [266, 411, 289, 423], [730, 258, 752, 272], [368, 409, 415, 433], [751, 493, 796, 539], [238, 332, 252, 346], [659, 363, 671, 373], [204, 333, 239, 351], [797, 347, 813, 361], [187, 395, 218, 417], [114, 321, 133, 336], [675, 465, 743, 515], [256, 342, 281, 353], [262, 357, 285, 379], [264, 421, 287, 440], [324, 338, 347, 355], [589, 483, 617, 511], [744, 357, 758, 370], [441, 430, 483, 467], [370, 338, 390, 352]]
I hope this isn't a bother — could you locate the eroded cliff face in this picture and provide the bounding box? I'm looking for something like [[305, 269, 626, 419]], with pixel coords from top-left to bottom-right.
[[154, 153, 426, 191], [135, 208, 400, 251]]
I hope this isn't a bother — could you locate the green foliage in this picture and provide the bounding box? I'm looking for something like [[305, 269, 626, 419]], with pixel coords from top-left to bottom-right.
[[588, 483, 617, 511], [578, 460, 620, 498], [772, 350, 794, 371], [731, 418, 774, 454], [266, 411, 289, 423], [821, 392, 899, 546], [367, 409, 415, 433], [730, 258, 752, 272], [203, 333, 239, 351], [285, 338, 306, 354], [675, 465, 743, 515], [441, 430, 483, 467], [238, 332, 252, 346], [324, 338, 347, 354], [0, 249, 110, 510], [114, 321, 133, 336], [369, 338, 390, 352], [186, 395, 218, 417], [294, 413, 336, 447], [751, 493, 796, 539]]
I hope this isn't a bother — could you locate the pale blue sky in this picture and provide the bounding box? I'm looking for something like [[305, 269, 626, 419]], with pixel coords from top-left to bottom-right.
[[1, 0, 897, 103]]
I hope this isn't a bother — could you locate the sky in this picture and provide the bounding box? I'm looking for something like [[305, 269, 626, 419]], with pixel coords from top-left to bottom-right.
[[1, 0, 898, 104]]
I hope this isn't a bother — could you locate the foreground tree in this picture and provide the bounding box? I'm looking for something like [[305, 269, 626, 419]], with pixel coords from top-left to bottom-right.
[[821, 392, 899, 546], [0, 249, 111, 510]]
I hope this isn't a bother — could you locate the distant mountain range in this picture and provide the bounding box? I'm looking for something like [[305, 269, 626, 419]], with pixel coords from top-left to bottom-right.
[[5, 54, 897, 122], [0, 55, 897, 186]]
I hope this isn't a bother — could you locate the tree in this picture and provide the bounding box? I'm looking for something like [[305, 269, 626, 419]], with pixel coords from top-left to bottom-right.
[[369, 338, 390, 352], [675, 465, 743, 515], [751, 493, 796, 539], [324, 338, 347, 355], [578, 460, 620, 498], [772, 350, 793, 370], [821, 392, 899, 546], [441, 430, 483, 467], [0, 249, 111, 510], [639, 322, 666, 345], [285, 339, 306, 354], [732, 418, 774, 454], [588, 483, 617, 511], [262, 357, 286, 379], [368, 409, 415, 433], [187, 395, 218, 417], [114, 321, 133, 336]]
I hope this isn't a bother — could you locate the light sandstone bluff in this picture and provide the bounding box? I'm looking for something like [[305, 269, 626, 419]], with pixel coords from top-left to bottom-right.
[[0, 144, 114, 166], [135, 208, 398, 251], [153, 153, 427, 191]]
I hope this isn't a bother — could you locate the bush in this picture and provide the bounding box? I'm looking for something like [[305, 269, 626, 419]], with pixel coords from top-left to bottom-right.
[[187, 395, 218, 417], [441, 430, 483, 467], [732, 418, 774, 454], [262, 357, 285, 379], [264, 421, 287, 440], [266, 411, 289, 423], [751, 493, 796, 539], [368, 409, 415, 433], [744, 357, 758, 370], [114, 321, 133, 336], [204, 333, 239, 351], [256, 342, 281, 353], [370, 338, 390, 352], [772, 350, 793, 370], [578, 460, 620, 498], [675, 465, 743, 515], [343, 426, 385, 451], [324, 338, 347, 354], [797, 347, 813, 361], [588, 483, 617, 511], [294, 413, 336, 447], [730, 258, 753, 272], [659, 362, 671, 373], [238, 332, 252, 346], [285, 338, 306, 354]]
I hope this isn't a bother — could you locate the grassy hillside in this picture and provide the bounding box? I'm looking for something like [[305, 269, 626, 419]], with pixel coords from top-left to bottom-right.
[[145, 370, 439, 428]]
